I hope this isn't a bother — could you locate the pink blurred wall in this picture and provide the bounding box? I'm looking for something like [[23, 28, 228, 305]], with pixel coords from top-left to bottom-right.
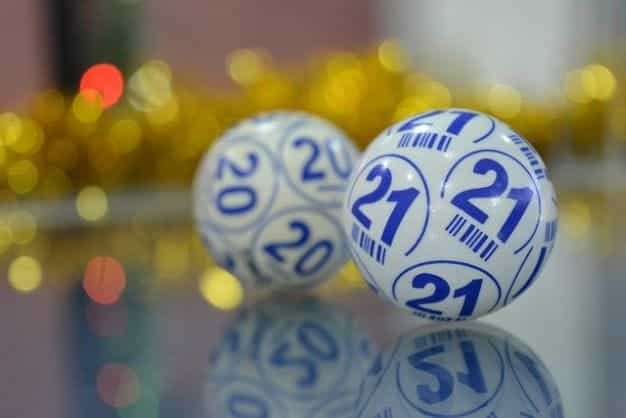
[[148, 0, 376, 83], [0, 0, 48, 108], [0, 0, 375, 106]]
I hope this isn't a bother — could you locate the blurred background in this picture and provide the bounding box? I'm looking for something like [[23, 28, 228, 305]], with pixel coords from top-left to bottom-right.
[[1, 0, 625, 417]]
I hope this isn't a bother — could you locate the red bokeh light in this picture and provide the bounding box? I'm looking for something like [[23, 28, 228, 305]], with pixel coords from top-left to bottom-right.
[[80, 64, 124, 109], [83, 256, 126, 305], [96, 363, 139, 408]]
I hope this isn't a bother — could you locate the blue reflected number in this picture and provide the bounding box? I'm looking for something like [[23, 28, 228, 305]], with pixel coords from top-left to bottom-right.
[[263, 220, 334, 276], [351, 163, 420, 246], [228, 394, 268, 418], [451, 158, 533, 243], [269, 321, 338, 388], [215, 152, 260, 215], [405, 273, 483, 317], [294, 137, 352, 182], [408, 341, 487, 405]]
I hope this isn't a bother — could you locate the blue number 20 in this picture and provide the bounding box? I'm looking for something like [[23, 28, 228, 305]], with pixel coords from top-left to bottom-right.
[[451, 158, 533, 243], [215, 152, 259, 216], [263, 220, 334, 276], [351, 164, 420, 246], [294, 137, 352, 181]]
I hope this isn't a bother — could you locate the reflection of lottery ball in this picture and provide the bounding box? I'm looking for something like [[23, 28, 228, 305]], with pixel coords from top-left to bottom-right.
[[194, 111, 359, 290], [343, 109, 558, 320], [357, 323, 563, 418], [205, 297, 376, 418]]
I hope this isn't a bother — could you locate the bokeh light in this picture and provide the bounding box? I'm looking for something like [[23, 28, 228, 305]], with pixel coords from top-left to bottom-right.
[[145, 95, 180, 127], [72, 91, 104, 124], [96, 363, 140, 408], [0, 220, 12, 254], [83, 256, 126, 305], [8, 256, 42, 293], [0, 113, 23, 145], [564, 64, 617, 104], [561, 198, 591, 238], [564, 69, 591, 104], [378, 39, 409, 72], [227, 49, 268, 85], [8, 211, 37, 245], [199, 267, 243, 310], [487, 83, 522, 119], [7, 160, 39, 194], [127, 60, 173, 112], [339, 261, 365, 288], [32, 89, 65, 125], [76, 186, 109, 221], [6, 117, 44, 155], [108, 119, 142, 155], [581, 64, 617, 101], [80, 63, 125, 109]]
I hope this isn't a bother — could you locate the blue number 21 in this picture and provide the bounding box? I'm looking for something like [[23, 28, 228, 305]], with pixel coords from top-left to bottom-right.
[[351, 164, 420, 246], [397, 110, 478, 135], [451, 158, 533, 243], [406, 273, 482, 317]]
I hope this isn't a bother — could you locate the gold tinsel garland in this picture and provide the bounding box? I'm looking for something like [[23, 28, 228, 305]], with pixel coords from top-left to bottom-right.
[[0, 41, 622, 202], [0, 41, 624, 302]]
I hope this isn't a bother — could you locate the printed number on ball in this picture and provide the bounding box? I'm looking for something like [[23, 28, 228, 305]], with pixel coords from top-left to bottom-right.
[[442, 150, 541, 255], [391, 109, 496, 144], [252, 209, 346, 285], [392, 260, 501, 320], [347, 154, 430, 266], [206, 137, 278, 232], [280, 121, 356, 206]]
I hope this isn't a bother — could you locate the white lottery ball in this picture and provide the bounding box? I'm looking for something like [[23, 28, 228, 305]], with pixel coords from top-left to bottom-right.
[[194, 111, 359, 290], [356, 323, 563, 418], [205, 297, 376, 418], [343, 109, 558, 320]]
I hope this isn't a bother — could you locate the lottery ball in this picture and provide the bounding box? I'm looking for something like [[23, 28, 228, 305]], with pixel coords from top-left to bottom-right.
[[194, 111, 359, 290], [356, 322, 563, 418], [205, 297, 376, 418], [343, 109, 558, 320]]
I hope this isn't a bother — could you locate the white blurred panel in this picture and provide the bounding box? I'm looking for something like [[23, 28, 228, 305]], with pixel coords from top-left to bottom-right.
[[374, 0, 615, 98]]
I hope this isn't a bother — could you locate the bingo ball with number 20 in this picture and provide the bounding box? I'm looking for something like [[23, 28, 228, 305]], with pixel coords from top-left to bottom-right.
[[344, 109, 558, 320], [194, 111, 359, 290]]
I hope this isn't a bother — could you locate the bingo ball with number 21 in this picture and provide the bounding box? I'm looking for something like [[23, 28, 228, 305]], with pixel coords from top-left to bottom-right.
[[344, 109, 558, 320], [194, 111, 359, 290]]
